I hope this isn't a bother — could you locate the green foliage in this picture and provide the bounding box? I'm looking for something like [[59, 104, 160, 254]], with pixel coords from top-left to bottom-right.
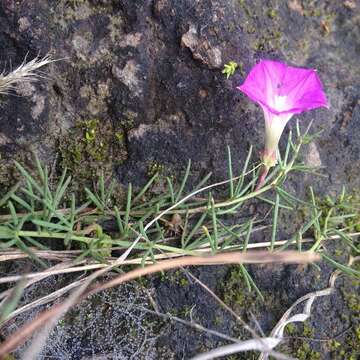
[[147, 162, 165, 177], [1, 122, 360, 359], [0, 280, 25, 325], [296, 342, 321, 360], [267, 8, 278, 19], [0, 124, 358, 292], [317, 188, 360, 233], [222, 266, 259, 311], [222, 61, 238, 79]]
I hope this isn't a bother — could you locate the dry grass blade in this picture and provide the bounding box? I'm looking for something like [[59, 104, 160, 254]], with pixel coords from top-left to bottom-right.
[[0, 263, 110, 284], [0, 277, 87, 329], [185, 271, 292, 360], [0, 249, 74, 262], [190, 262, 336, 360], [0, 261, 83, 301], [22, 264, 110, 360], [257, 261, 348, 360], [0, 302, 63, 358], [0, 249, 319, 285], [258, 287, 333, 360], [190, 338, 294, 360], [11, 164, 263, 357], [0, 54, 54, 95], [0, 250, 319, 331], [89, 251, 319, 294], [0, 250, 319, 358]]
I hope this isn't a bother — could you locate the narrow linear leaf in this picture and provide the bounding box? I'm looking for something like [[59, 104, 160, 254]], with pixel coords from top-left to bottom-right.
[[124, 183, 132, 234], [166, 177, 175, 204], [0, 226, 15, 239], [175, 160, 191, 203], [32, 219, 71, 232], [227, 146, 234, 198], [114, 206, 124, 234], [0, 280, 25, 324], [0, 182, 20, 208], [10, 194, 33, 212], [85, 187, 103, 211], [235, 145, 253, 196], [243, 218, 253, 251], [322, 253, 360, 278], [184, 212, 207, 248], [211, 198, 218, 251], [194, 172, 212, 192], [270, 193, 280, 251], [133, 173, 158, 204]]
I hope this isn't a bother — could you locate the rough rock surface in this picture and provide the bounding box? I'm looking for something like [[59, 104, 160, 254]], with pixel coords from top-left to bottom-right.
[[0, 0, 359, 191], [0, 0, 360, 359]]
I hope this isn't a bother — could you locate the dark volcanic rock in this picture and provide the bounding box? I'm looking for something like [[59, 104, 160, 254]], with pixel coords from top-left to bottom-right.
[[0, 0, 358, 192], [0, 0, 360, 359]]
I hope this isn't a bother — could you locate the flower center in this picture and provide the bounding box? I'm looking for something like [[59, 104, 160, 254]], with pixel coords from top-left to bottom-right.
[[273, 95, 288, 112]]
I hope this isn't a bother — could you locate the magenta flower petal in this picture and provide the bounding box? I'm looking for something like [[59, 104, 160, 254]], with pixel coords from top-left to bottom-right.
[[237, 60, 328, 178], [237, 60, 328, 116]]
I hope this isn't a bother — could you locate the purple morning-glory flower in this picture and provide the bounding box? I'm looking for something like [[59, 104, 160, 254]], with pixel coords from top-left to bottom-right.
[[237, 59, 328, 188]]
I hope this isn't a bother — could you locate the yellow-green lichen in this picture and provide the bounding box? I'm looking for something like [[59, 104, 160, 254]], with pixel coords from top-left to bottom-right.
[[166, 270, 189, 287], [285, 323, 296, 335], [277, 321, 321, 360], [267, 8, 278, 19], [237, 0, 283, 52], [147, 162, 166, 177], [121, 110, 137, 131], [295, 342, 321, 360]]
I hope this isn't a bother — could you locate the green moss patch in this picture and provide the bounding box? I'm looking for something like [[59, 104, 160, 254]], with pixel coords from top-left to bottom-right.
[[59, 118, 127, 194]]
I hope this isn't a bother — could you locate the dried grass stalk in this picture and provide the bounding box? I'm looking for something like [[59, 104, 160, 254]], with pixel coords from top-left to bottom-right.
[[0, 54, 54, 95], [0, 250, 319, 358]]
